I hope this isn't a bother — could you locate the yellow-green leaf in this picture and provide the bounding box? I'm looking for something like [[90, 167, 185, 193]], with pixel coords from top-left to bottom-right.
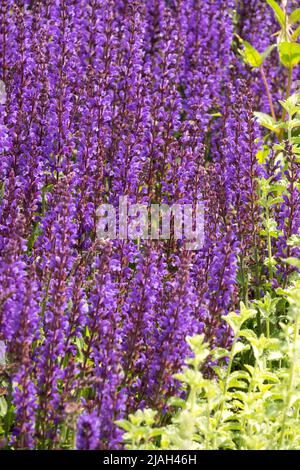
[[290, 8, 300, 24], [256, 146, 269, 164], [284, 257, 300, 270], [266, 0, 286, 27], [278, 42, 300, 68], [292, 25, 300, 41], [261, 44, 276, 62], [238, 38, 263, 68], [254, 112, 280, 134]]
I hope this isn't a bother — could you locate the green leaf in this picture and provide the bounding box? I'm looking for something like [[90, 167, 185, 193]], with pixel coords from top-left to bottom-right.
[[227, 377, 248, 389], [0, 396, 7, 417], [229, 370, 250, 381], [279, 93, 300, 117], [290, 8, 300, 24], [222, 422, 242, 432], [288, 119, 300, 129], [287, 234, 300, 247], [292, 25, 300, 41], [238, 38, 263, 68], [256, 145, 269, 164], [266, 0, 286, 27], [254, 293, 280, 319], [257, 371, 279, 383], [75, 337, 85, 363], [253, 112, 280, 133], [27, 221, 42, 253], [261, 44, 276, 62], [267, 350, 284, 361], [232, 342, 250, 358], [268, 196, 284, 207], [278, 42, 300, 68], [223, 303, 256, 335], [117, 419, 132, 432], [273, 144, 285, 153], [284, 257, 300, 270], [263, 256, 277, 268], [167, 397, 186, 408], [211, 347, 229, 360], [239, 329, 258, 341]]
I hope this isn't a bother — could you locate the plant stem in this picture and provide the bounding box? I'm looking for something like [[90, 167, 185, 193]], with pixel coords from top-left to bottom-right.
[[266, 318, 270, 339], [278, 310, 300, 449], [217, 329, 240, 426], [239, 255, 248, 306], [254, 245, 262, 335], [260, 66, 276, 121], [284, 67, 293, 119], [266, 206, 273, 281], [279, 66, 293, 141], [288, 117, 292, 144]]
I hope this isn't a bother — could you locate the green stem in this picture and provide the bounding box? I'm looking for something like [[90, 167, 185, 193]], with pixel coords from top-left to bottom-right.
[[266, 318, 270, 339], [278, 311, 300, 449], [279, 67, 293, 141], [217, 329, 240, 425], [254, 246, 262, 335], [288, 118, 292, 144], [266, 206, 273, 281], [239, 255, 248, 306], [241, 363, 258, 446], [260, 66, 276, 122]]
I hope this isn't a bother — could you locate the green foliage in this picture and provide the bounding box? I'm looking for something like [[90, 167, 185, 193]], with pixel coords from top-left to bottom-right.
[[253, 112, 280, 134], [238, 40, 263, 68], [278, 42, 300, 68], [0, 397, 7, 418], [290, 9, 300, 24], [238, 38, 275, 68], [266, 0, 286, 28], [292, 25, 300, 41], [119, 292, 300, 450], [279, 93, 300, 118], [239, 2, 300, 83]]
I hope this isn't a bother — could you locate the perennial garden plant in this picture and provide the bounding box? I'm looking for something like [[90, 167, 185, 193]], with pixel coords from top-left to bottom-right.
[[1, 0, 300, 451]]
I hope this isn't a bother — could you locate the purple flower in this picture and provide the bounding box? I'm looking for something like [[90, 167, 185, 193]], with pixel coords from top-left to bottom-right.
[[76, 413, 100, 450]]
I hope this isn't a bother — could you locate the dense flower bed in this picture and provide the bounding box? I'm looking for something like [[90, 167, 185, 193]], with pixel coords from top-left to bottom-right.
[[0, 0, 300, 450]]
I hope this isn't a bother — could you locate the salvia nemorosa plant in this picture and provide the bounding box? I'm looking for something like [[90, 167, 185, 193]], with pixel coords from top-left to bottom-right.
[[119, 0, 300, 451], [0, 0, 300, 450]]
